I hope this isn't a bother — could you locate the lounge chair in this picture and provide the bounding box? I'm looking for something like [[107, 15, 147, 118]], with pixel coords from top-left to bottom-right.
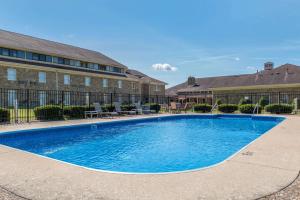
[[142, 105, 156, 114], [160, 104, 169, 113], [85, 103, 117, 118], [85, 103, 104, 118], [180, 103, 189, 113], [114, 102, 136, 115], [133, 102, 143, 114], [170, 102, 181, 114]]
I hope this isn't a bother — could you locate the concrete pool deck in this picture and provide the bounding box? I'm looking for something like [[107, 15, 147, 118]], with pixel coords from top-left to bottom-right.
[[0, 114, 300, 200]]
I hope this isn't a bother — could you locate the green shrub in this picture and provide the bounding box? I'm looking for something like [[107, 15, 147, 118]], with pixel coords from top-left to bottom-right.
[[193, 104, 212, 113], [265, 104, 293, 114], [239, 98, 252, 105], [145, 103, 161, 113], [259, 97, 269, 108], [101, 104, 115, 112], [0, 108, 10, 123], [34, 105, 63, 120], [218, 104, 238, 113], [239, 104, 261, 114], [215, 99, 222, 105], [64, 106, 87, 119], [121, 104, 136, 111]]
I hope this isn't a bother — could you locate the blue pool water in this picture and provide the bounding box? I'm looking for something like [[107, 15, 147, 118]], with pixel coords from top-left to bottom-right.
[[0, 115, 284, 173]]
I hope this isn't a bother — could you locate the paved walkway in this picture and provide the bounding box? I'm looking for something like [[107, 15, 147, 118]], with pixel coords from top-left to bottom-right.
[[0, 115, 300, 200]]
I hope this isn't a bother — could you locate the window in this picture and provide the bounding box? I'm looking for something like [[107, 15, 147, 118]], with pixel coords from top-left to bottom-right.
[[81, 62, 87, 68], [2, 48, 9, 56], [39, 54, 46, 62], [131, 82, 137, 90], [64, 75, 70, 85], [131, 95, 136, 103], [38, 72, 46, 83], [103, 94, 108, 104], [113, 67, 122, 73], [85, 77, 91, 86], [17, 50, 25, 59], [282, 94, 289, 104], [99, 65, 106, 71], [7, 90, 16, 107], [70, 60, 76, 66], [155, 85, 161, 92], [39, 91, 46, 106], [117, 80, 122, 89], [88, 63, 94, 69], [52, 57, 58, 63], [102, 79, 108, 88], [118, 94, 122, 103], [7, 68, 16, 81], [85, 93, 90, 105], [32, 53, 39, 61], [58, 57, 64, 64], [26, 52, 33, 60], [46, 55, 52, 62], [9, 49, 17, 57], [64, 92, 71, 106], [106, 66, 112, 71], [75, 60, 81, 67]]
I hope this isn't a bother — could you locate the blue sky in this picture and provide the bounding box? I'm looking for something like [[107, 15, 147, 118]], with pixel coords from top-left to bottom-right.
[[1, 0, 300, 87]]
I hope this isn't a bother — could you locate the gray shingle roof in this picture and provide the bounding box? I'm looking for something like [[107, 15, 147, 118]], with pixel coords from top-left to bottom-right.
[[0, 29, 127, 68], [166, 64, 300, 96], [126, 69, 167, 85]]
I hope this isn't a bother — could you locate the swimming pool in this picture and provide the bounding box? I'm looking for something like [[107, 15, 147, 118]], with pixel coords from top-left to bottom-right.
[[0, 115, 284, 173]]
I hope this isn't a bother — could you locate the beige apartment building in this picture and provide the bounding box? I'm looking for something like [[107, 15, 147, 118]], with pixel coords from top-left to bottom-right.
[[0, 29, 166, 106]]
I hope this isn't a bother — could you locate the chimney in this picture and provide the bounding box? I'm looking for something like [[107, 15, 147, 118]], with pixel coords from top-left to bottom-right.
[[187, 76, 196, 86], [264, 62, 274, 71]]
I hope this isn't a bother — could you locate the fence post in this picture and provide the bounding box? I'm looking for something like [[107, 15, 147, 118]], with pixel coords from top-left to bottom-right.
[[110, 93, 113, 107], [61, 91, 64, 110], [88, 92, 91, 109], [128, 94, 131, 105], [156, 95, 158, 104], [278, 92, 281, 105], [26, 89, 30, 123]]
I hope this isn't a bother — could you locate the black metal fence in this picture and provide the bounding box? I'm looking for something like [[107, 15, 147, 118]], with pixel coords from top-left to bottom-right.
[[213, 91, 300, 106], [1, 88, 299, 124], [0, 88, 170, 124]]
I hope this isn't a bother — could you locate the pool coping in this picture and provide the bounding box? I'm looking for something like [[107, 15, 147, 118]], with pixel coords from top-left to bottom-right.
[[0, 114, 300, 200], [0, 114, 285, 175]]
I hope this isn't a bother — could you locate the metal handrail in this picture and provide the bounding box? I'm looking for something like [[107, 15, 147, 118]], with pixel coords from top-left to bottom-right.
[[253, 103, 259, 115], [211, 103, 218, 113]]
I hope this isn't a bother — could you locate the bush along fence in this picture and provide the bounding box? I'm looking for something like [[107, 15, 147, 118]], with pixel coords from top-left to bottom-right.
[[0, 88, 169, 124], [212, 92, 300, 114]]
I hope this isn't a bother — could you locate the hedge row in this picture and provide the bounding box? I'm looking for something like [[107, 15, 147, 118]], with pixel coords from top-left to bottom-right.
[[33, 103, 161, 120], [193, 104, 212, 113], [265, 104, 293, 114], [0, 108, 10, 123], [34, 105, 64, 120], [218, 104, 238, 113]]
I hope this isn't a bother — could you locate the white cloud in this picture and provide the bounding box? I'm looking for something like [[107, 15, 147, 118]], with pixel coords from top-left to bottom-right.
[[64, 33, 76, 39], [179, 54, 241, 65], [152, 63, 177, 72], [246, 66, 257, 71]]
